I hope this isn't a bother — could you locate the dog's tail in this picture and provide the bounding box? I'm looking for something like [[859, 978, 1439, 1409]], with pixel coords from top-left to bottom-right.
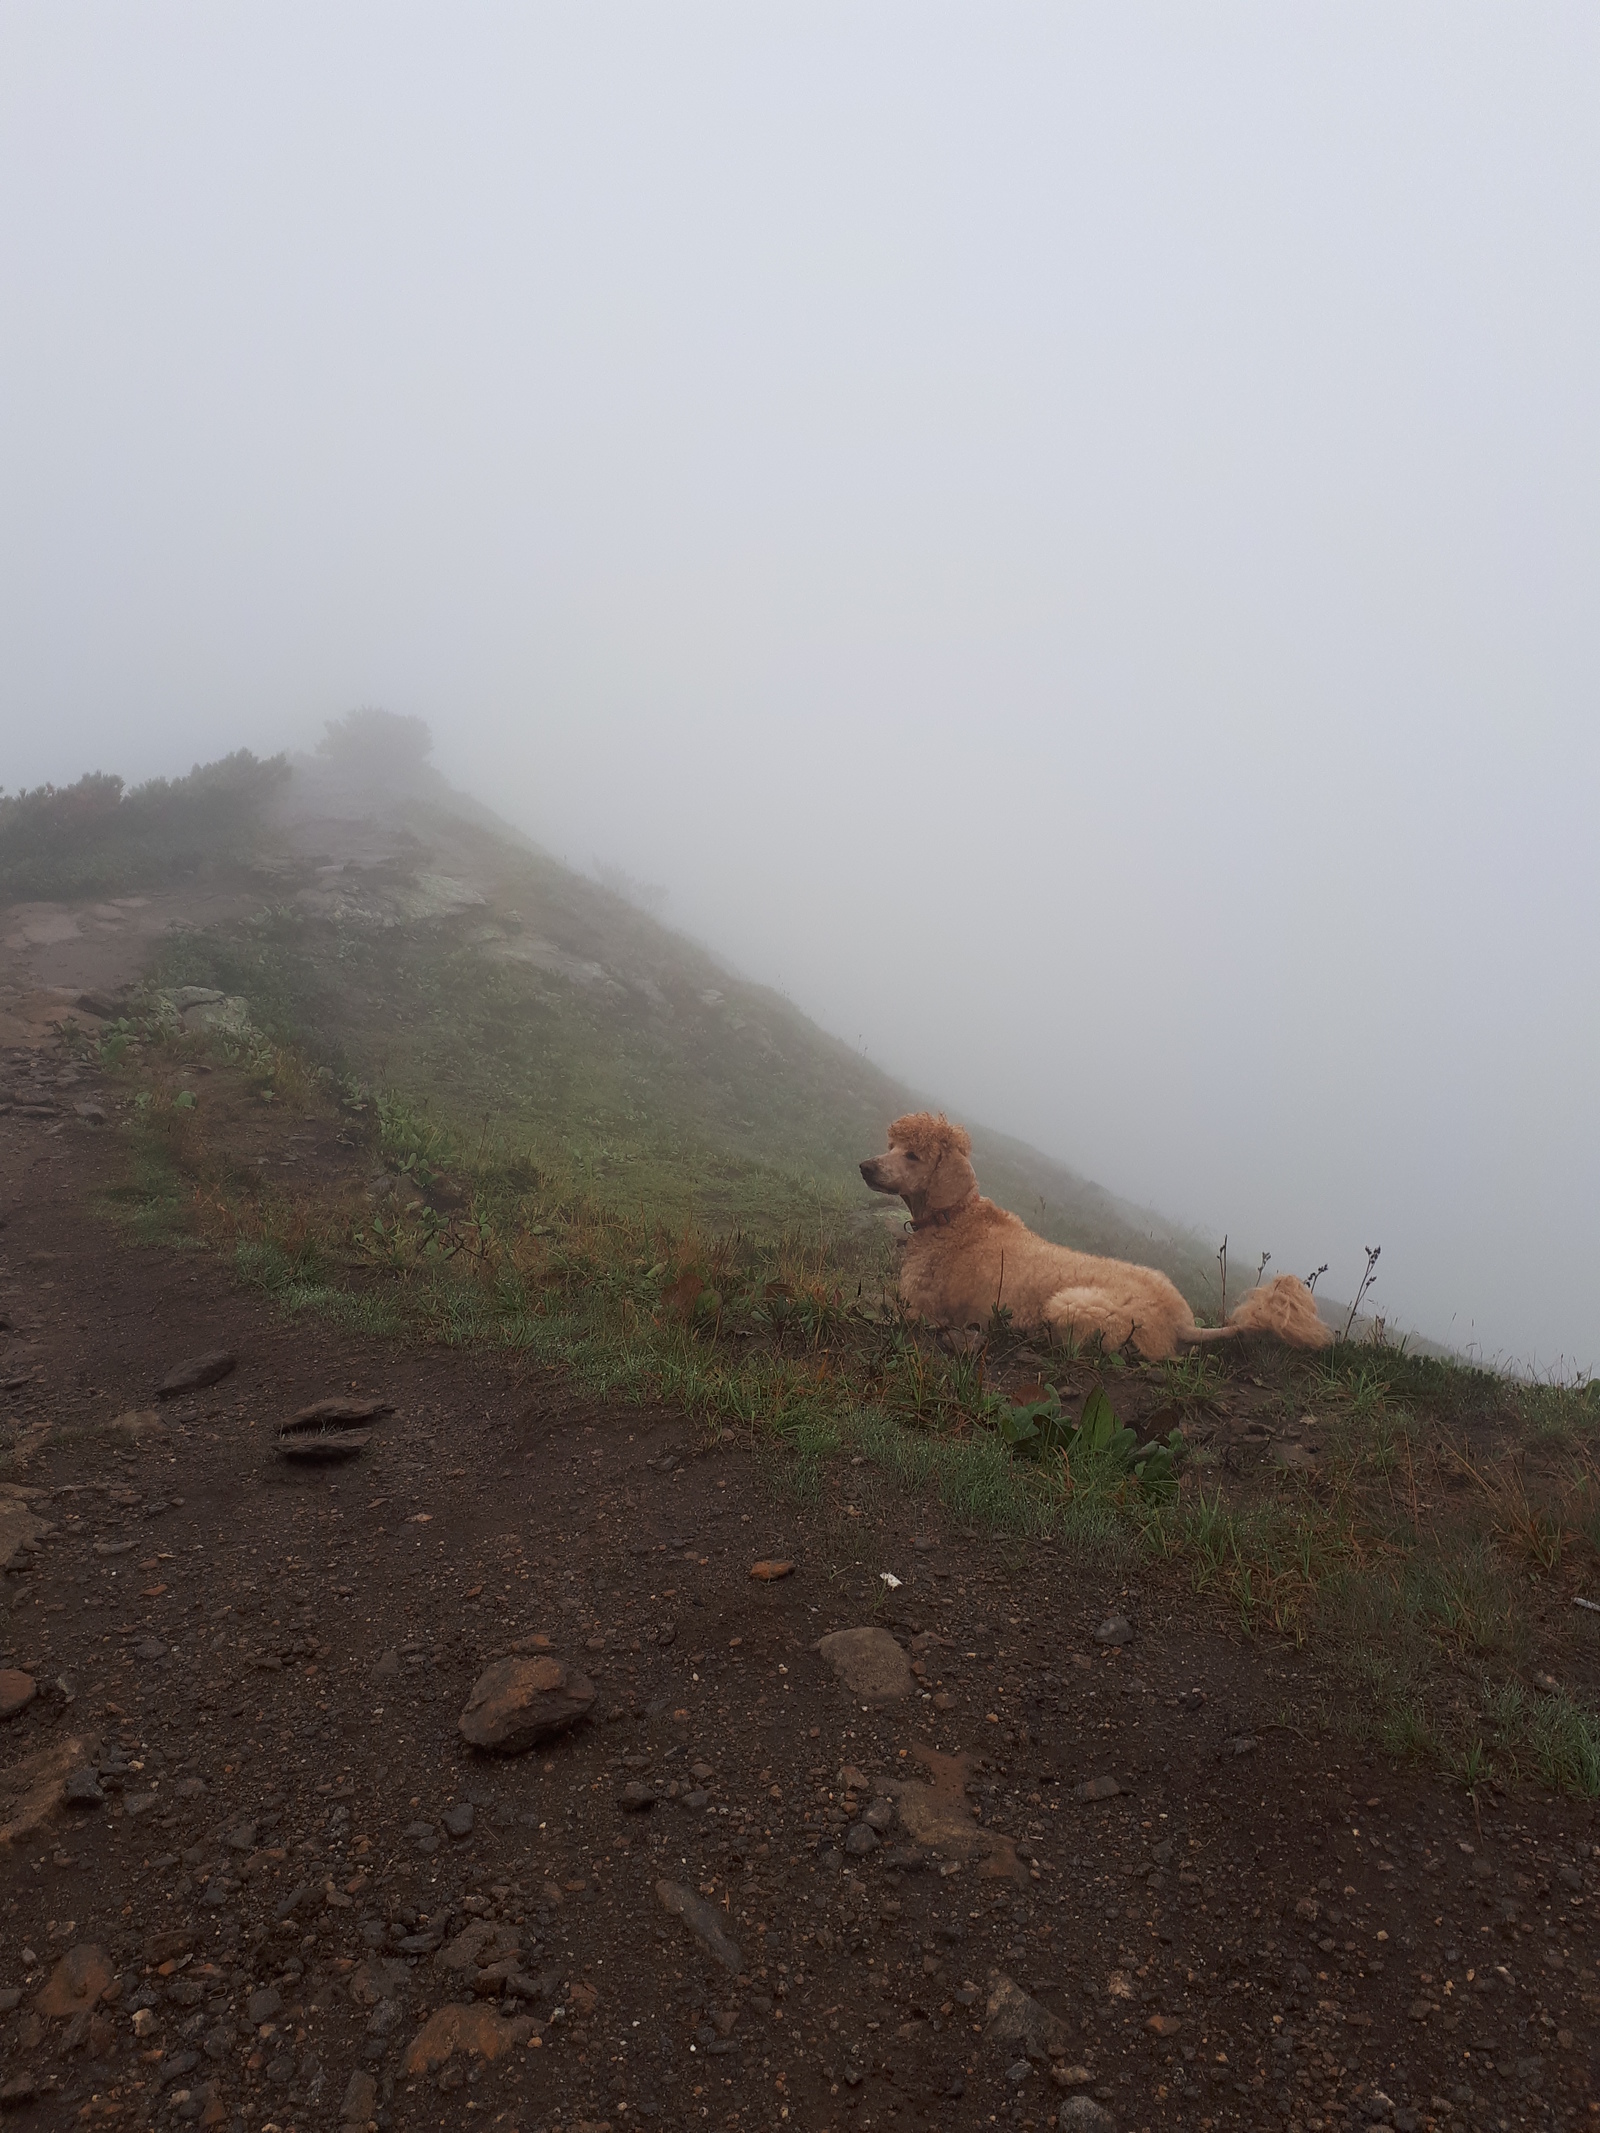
[[1176, 1274, 1333, 1352]]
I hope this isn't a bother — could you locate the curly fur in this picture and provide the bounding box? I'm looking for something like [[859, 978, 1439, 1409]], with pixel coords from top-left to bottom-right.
[[859, 1114, 1332, 1361]]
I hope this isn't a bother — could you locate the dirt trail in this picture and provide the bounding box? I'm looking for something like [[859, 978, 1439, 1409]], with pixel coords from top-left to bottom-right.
[[0, 1031, 1596, 2133]]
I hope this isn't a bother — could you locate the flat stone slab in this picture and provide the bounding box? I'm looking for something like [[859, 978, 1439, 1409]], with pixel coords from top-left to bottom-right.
[[817, 1626, 914, 1703], [458, 1656, 595, 1753], [156, 1350, 236, 1398]]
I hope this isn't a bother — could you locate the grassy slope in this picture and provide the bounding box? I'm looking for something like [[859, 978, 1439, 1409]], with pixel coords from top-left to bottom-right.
[[34, 748, 1599, 1794], [160, 766, 1225, 1301]]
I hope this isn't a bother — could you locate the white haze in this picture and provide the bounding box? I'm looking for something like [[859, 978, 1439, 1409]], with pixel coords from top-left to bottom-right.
[[2, 7, 1597, 1371]]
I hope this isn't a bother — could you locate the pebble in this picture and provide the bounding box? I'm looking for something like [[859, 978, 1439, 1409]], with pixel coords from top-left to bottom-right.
[[1092, 1615, 1133, 1646], [63, 1767, 105, 1806], [1074, 1775, 1123, 1802], [134, 1636, 168, 1662], [246, 1987, 282, 2024], [442, 1801, 475, 1839], [619, 1781, 656, 1812], [844, 1822, 879, 1857]]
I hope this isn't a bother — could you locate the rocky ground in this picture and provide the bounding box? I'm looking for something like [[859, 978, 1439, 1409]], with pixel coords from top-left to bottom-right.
[[1, 1039, 1597, 2133]]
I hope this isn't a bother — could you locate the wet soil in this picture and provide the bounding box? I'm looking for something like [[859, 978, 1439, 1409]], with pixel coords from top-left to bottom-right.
[[0, 1048, 1596, 2133]]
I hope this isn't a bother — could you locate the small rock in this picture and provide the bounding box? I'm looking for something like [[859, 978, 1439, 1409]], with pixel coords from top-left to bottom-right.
[[1058, 2097, 1115, 2131], [655, 1879, 744, 1974], [341, 2069, 377, 2125], [749, 1560, 794, 1581], [442, 1802, 475, 1840], [1092, 1615, 1133, 1646], [63, 1768, 104, 1807], [1051, 2065, 1092, 2089], [372, 1650, 400, 1681], [986, 1971, 1070, 2062], [817, 1626, 915, 1703], [1006, 2060, 1032, 2087], [73, 1103, 107, 1126], [1272, 1441, 1320, 1471], [246, 1987, 282, 2025], [1227, 1735, 1257, 1757], [402, 2003, 525, 2074], [0, 2076, 38, 2107], [104, 1409, 168, 1443], [35, 1945, 113, 2017], [844, 1822, 879, 1857], [122, 1791, 158, 1817], [133, 1637, 168, 1663], [156, 1351, 236, 1399], [458, 1657, 596, 1753], [863, 1796, 896, 1833], [1074, 1775, 1123, 1802], [619, 1782, 656, 1813]]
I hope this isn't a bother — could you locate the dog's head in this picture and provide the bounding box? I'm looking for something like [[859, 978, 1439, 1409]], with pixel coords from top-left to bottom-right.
[[859, 1112, 977, 1214]]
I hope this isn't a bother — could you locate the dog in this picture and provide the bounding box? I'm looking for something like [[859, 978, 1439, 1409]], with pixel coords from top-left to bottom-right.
[[859, 1112, 1332, 1361]]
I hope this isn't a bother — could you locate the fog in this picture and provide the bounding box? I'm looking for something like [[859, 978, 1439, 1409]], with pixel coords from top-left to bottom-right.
[[3, 7, 1597, 1370]]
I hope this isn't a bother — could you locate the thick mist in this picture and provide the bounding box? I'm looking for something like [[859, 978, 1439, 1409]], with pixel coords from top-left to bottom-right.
[[2, 7, 1597, 1369]]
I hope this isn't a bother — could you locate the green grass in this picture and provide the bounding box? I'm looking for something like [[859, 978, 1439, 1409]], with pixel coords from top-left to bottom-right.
[[58, 753, 1600, 1802]]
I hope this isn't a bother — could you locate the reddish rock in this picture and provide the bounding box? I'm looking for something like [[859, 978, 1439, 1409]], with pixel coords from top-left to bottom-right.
[[402, 2003, 528, 2073], [0, 1669, 36, 1721], [35, 1945, 113, 2018], [458, 1656, 595, 1753]]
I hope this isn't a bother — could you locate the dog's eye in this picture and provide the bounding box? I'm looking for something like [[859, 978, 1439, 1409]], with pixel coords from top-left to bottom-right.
[[905, 1152, 919, 1163]]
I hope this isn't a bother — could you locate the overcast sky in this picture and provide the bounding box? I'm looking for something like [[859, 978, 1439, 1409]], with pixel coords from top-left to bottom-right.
[[3, 5, 1597, 1370]]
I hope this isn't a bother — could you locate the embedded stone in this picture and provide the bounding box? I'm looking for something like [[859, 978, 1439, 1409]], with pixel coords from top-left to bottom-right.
[[35, 1945, 114, 2018], [816, 1627, 914, 1703]]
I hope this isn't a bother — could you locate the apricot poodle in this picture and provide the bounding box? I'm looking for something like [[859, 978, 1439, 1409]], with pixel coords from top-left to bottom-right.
[[859, 1112, 1331, 1362]]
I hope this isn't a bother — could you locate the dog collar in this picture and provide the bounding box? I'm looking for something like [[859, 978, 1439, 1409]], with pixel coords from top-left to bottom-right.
[[910, 1194, 977, 1233]]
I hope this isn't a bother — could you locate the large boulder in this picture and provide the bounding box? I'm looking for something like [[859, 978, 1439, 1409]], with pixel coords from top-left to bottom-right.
[[457, 1657, 595, 1753]]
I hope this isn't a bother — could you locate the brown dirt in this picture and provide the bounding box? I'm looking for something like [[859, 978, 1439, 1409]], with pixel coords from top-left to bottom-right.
[[0, 1039, 1596, 2133]]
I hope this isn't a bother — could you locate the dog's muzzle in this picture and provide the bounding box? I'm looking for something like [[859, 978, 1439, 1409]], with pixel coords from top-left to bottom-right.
[[859, 1158, 888, 1190]]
